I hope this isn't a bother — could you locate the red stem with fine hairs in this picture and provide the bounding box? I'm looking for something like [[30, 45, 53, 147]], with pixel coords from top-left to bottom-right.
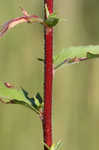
[[43, 0, 53, 149]]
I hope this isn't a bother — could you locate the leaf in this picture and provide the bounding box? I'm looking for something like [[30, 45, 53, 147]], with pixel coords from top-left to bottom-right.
[[0, 8, 43, 38], [44, 4, 59, 28], [42, 140, 62, 150], [53, 140, 62, 150], [22, 89, 43, 110], [54, 45, 99, 70], [44, 13, 59, 27], [0, 82, 42, 114], [45, 4, 50, 18]]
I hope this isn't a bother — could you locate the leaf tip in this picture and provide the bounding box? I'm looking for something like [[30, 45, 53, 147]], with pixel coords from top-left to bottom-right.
[[4, 82, 14, 88]]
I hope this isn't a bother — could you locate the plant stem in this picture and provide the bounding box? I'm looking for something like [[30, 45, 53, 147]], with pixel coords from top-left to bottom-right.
[[43, 0, 53, 149]]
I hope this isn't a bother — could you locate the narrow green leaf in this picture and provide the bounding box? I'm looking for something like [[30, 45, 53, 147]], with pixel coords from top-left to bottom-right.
[[0, 82, 41, 114], [42, 140, 62, 150], [54, 140, 62, 150], [54, 45, 99, 69]]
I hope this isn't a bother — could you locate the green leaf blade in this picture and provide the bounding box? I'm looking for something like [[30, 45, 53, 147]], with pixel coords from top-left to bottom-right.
[[0, 82, 43, 114], [54, 45, 99, 69], [0, 82, 30, 104]]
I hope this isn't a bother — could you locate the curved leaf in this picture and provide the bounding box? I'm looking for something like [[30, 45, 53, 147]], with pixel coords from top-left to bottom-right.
[[54, 45, 99, 69], [0, 8, 43, 38], [0, 82, 43, 114]]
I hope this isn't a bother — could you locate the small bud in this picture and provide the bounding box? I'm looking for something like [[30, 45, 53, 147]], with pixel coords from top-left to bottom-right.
[[44, 13, 59, 27]]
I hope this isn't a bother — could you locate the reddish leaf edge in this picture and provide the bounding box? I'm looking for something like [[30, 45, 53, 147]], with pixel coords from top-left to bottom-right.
[[0, 4, 60, 38], [0, 98, 40, 114], [54, 51, 99, 70], [0, 7, 43, 38], [0, 82, 43, 115]]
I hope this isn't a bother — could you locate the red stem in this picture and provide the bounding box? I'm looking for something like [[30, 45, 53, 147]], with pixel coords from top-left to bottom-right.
[[43, 0, 53, 149]]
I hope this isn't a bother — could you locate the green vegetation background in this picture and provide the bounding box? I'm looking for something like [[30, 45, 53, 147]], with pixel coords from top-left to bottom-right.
[[0, 0, 99, 150]]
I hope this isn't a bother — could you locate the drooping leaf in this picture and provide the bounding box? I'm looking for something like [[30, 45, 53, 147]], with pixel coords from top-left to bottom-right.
[[0, 82, 43, 114], [0, 8, 43, 38], [54, 45, 99, 70]]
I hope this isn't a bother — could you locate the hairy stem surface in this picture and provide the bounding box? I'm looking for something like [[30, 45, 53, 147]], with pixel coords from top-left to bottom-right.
[[43, 0, 53, 149]]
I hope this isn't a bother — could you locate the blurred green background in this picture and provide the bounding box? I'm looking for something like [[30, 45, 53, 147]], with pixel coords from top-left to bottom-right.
[[0, 0, 99, 150]]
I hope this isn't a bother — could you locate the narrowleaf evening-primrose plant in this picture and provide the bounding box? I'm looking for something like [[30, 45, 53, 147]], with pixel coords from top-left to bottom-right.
[[0, 0, 99, 150]]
